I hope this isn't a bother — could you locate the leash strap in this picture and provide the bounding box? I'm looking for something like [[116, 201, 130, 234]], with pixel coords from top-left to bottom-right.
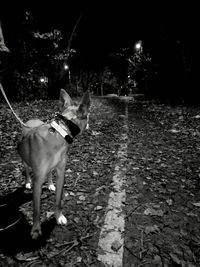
[[0, 82, 27, 126]]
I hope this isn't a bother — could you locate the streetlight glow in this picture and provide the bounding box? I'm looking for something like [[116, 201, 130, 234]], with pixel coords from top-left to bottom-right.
[[135, 43, 141, 50], [135, 40, 143, 52], [64, 63, 69, 70], [39, 76, 48, 84], [63, 63, 71, 83]]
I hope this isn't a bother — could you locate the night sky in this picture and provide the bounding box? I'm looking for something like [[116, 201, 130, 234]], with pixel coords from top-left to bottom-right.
[[1, 2, 193, 62]]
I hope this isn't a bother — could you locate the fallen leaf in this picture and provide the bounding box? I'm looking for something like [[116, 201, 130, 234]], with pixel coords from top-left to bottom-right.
[[79, 195, 86, 201], [95, 205, 103, 211], [111, 240, 122, 251], [166, 199, 173, 206], [46, 211, 54, 219], [169, 253, 183, 265], [76, 256, 82, 263], [193, 115, 200, 119], [145, 225, 160, 234], [91, 130, 101, 136], [144, 208, 164, 217], [192, 202, 200, 207], [73, 217, 80, 224], [169, 129, 180, 133]]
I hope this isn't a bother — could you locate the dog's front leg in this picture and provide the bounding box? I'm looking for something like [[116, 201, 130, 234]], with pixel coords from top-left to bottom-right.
[[47, 172, 56, 191], [55, 157, 67, 225]]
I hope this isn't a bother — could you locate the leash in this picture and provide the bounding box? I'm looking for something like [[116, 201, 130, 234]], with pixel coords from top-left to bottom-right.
[[0, 82, 27, 127]]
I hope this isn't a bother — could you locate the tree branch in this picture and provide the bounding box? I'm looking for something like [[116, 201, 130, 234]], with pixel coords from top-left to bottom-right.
[[67, 13, 82, 55]]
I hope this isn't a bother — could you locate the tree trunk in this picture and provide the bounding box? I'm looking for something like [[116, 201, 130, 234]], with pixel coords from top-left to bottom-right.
[[0, 20, 9, 53], [100, 83, 104, 96]]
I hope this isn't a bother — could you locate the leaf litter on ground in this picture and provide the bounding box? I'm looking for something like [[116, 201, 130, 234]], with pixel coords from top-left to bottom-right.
[[123, 101, 200, 267], [1, 98, 200, 266]]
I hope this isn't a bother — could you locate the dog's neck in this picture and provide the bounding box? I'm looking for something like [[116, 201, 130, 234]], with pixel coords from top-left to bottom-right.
[[50, 114, 81, 144], [56, 113, 80, 137]]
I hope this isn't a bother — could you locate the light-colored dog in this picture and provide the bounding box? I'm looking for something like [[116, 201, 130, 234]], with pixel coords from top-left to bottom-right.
[[18, 89, 90, 239]]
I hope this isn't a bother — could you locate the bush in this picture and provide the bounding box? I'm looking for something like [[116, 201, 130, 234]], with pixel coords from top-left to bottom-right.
[[13, 70, 49, 101]]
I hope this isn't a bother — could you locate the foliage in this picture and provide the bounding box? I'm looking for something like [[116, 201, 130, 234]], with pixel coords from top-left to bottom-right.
[[100, 66, 119, 95], [53, 48, 76, 61], [127, 50, 153, 93], [33, 29, 63, 42], [32, 29, 76, 61], [2, 10, 80, 100], [13, 69, 48, 100], [110, 45, 154, 95]]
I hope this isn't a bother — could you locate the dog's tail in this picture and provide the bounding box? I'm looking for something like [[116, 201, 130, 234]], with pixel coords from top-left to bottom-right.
[[0, 82, 28, 127]]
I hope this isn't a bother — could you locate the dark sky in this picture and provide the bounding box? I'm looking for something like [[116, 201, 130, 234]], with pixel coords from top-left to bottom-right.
[[0, 2, 194, 66], [28, 2, 192, 46]]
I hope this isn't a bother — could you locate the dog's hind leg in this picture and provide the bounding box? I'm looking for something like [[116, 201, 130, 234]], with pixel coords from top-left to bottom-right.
[[24, 162, 55, 192], [24, 161, 32, 189], [54, 157, 67, 226], [31, 169, 47, 239]]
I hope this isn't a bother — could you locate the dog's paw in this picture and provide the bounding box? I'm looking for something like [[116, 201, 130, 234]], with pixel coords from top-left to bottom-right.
[[25, 182, 32, 190], [48, 184, 56, 191], [57, 214, 67, 225], [31, 225, 42, 240], [86, 123, 90, 130]]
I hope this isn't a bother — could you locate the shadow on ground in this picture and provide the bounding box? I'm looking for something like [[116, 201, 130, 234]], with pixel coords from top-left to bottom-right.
[[0, 187, 56, 255]]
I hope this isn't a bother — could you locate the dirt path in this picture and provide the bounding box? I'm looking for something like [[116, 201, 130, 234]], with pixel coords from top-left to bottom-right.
[[123, 101, 200, 267]]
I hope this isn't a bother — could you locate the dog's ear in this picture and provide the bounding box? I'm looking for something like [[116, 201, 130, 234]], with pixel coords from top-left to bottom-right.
[[78, 91, 90, 117], [59, 89, 73, 111]]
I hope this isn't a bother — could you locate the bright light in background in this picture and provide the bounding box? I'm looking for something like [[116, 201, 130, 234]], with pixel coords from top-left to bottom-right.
[[63, 63, 71, 83], [64, 63, 69, 70], [135, 40, 142, 52], [39, 76, 48, 84], [135, 43, 141, 50]]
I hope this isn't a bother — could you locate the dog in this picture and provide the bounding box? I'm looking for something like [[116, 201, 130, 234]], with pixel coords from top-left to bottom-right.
[[17, 89, 90, 239]]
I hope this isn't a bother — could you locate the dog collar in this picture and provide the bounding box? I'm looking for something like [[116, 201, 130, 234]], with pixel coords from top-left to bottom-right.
[[50, 121, 74, 144], [56, 114, 81, 138], [50, 115, 81, 144]]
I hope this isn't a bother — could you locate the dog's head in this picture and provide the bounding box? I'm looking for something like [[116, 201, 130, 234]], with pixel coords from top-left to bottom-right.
[[59, 89, 91, 133]]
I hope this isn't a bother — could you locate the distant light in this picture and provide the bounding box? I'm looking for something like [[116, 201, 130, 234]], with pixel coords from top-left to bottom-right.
[[135, 43, 141, 50], [39, 76, 48, 84], [64, 63, 69, 70], [40, 77, 45, 83], [135, 40, 142, 51]]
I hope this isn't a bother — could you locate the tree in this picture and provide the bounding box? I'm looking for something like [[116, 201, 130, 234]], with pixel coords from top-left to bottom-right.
[[127, 48, 153, 94], [30, 14, 82, 98], [100, 66, 118, 96], [0, 19, 10, 75], [110, 43, 154, 96], [1, 10, 82, 100]]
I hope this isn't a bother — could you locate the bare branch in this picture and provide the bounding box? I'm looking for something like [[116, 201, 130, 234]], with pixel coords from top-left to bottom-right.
[[67, 13, 82, 54]]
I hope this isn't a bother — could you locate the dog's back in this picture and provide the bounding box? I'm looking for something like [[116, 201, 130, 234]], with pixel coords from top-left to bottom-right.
[[22, 119, 44, 135]]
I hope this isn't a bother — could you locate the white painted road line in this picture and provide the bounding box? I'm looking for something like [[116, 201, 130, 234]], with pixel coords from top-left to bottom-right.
[[98, 104, 128, 267]]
